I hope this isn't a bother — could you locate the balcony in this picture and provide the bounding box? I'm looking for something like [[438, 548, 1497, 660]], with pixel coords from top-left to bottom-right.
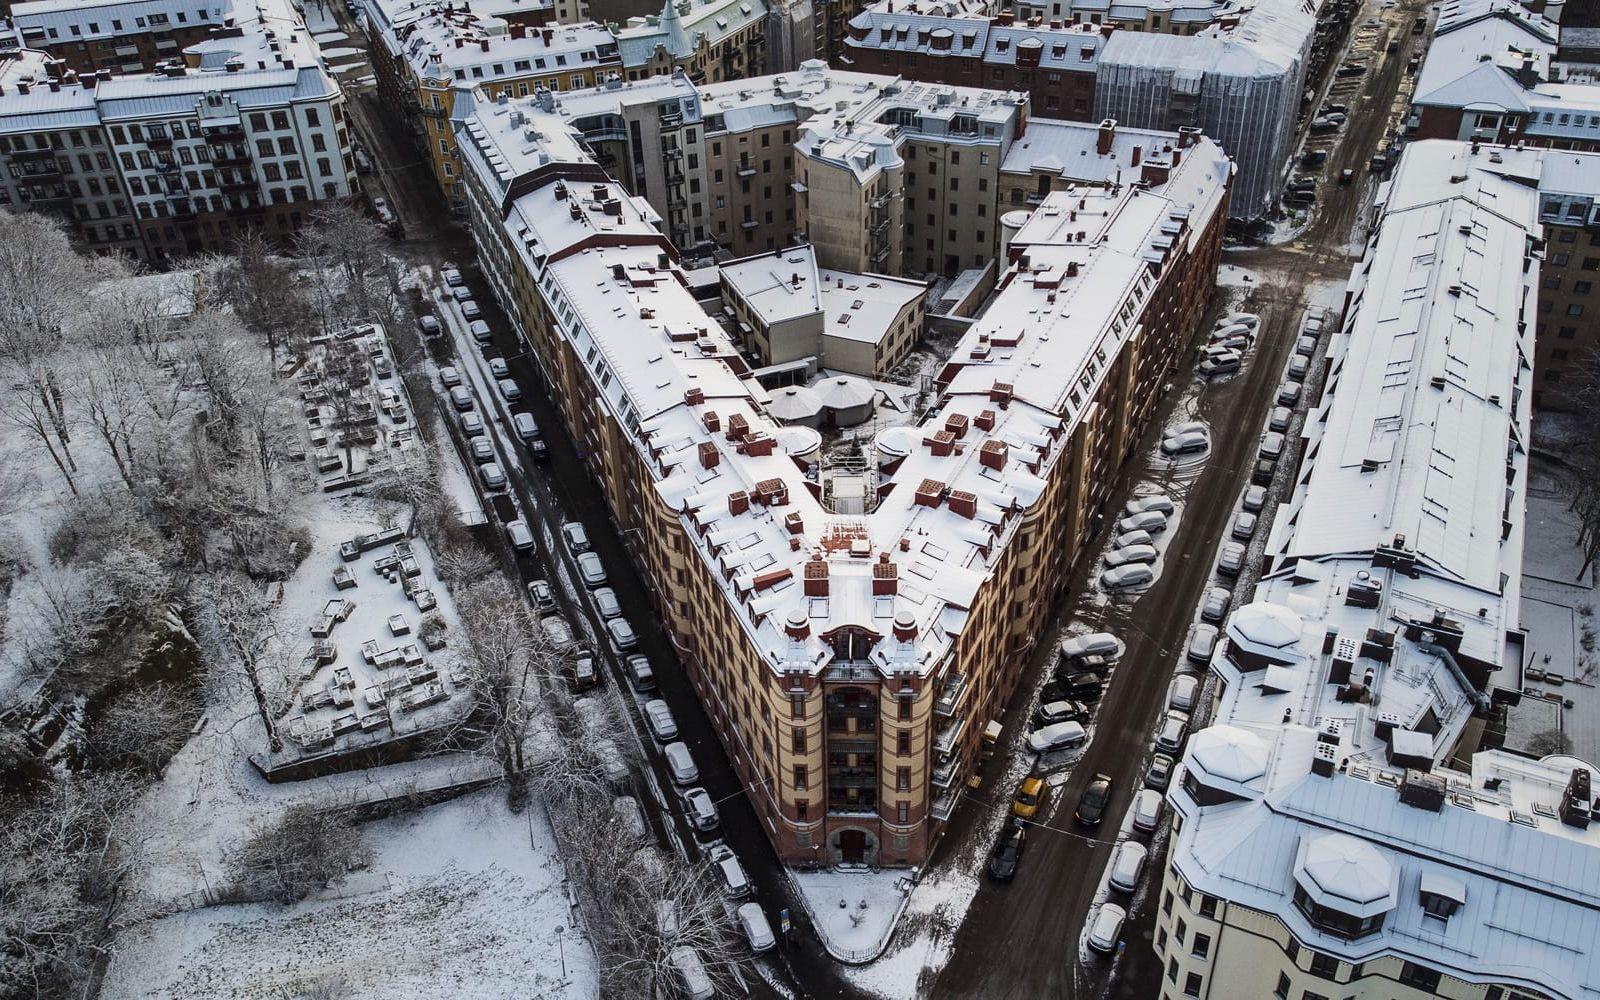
[[930, 785, 960, 821], [740, 218, 759, 230], [419, 105, 447, 119], [933, 716, 966, 758], [221, 177, 257, 193], [870, 192, 892, 210], [828, 735, 877, 754], [828, 769, 878, 789], [145, 134, 173, 149], [931, 754, 963, 789], [201, 121, 244, 139], [934, 673, 969, 718], [869, 245, 891, 265], [12, 146, 59, 161], [737, 162, 757, 178], [212, 152, 250, 167], [581, 126, 627, 145]]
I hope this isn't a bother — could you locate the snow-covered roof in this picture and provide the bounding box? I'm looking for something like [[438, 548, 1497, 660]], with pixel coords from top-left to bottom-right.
[[818, 268, 925, 346], [393, 14, 618, 85], [767, 385, 824, 421], [1293, 832, 1398, 918], [720, 247, 823, 326], [616, 0, 768, 67]]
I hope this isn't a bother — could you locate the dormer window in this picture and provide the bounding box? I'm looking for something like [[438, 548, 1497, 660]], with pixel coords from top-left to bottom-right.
[[1419, 873, 1466, 921]]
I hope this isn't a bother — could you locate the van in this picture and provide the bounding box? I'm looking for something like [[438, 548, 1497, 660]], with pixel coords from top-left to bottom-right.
[[668, 947, 715, 1000], [514, 412, 541, 442], [664, 741, 698, 785], [737, 902, 776, 952], [1027, 720, 1087, 754]]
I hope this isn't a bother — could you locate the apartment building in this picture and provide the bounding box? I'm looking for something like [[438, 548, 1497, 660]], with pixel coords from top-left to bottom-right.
[[1153, 139, 1570, 1000], [0, 0, 355, 260], [719, 243, 926, 376], [841, 3, 1104, 119], [364, 1, 617, 207], [540, 64, 1032, 275], [997, 115, 1205, 211], [615, 0, 774, 82], [2, 0, 229, 75], [455, 84, 1231, 866]]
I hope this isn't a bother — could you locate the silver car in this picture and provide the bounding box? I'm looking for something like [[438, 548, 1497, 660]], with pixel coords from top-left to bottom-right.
[[577, 551, 607, 587], [1200, 586, 1231, 623], [1185, 625, 1218, 666], [1104, 544, 1158, 568], [1242, 485, 1267, 513], [1231, 511, 1258, 540], [606, 616, 637, 651], [1217, 541, 1246, 577], [594, 587, 622, 619]]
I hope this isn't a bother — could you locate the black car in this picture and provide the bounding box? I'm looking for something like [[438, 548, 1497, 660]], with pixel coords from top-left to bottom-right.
[[1251, 458, 1277, 486], [987, 821, 1027, 882], [1041, 671, 1105, 705], [1075, 773, 1115, 826], [527, 439, 549, 462]]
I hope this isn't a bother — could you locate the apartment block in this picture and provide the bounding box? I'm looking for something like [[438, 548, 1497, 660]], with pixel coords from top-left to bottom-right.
[[2, 0, 230, 75], [0, 0, 355, 261], [1152, 139, 1581, 1000], [615, 0, 776, 83], [455, 84, 1230, 867], [364, 0, 616, 207]]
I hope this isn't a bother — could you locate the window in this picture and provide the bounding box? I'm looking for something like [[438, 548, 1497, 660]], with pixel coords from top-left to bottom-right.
[[1569, 304, 1585, 317], [1191, 932, 1210, 959], [792, 728, 806, 753], [1307, 951, 1338, 979], [1183, 973, 1202, 997], [897, 729, 911, 754], [1167, 957, 1179, 984], [896, 800, 908, 823], [793, 765, 808, 789], [1560, 326, 1578, 339], [1398, 963, 1440, 991], [1197, 894, 1216, 919], [896, 767, 910, 791]]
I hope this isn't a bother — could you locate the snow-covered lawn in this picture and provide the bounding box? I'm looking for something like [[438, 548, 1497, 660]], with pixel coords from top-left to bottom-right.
[[104, 788, 598, 999], [790, 867, 911, 963]]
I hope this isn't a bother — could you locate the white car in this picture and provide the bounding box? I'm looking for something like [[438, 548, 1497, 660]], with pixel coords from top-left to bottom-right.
[[459, 411, 485, 437], [1277, 382, 1303, 406], [594, 587, 622, 619], [451, 285, 473, 303], [1231, 511, 1258, 540], [505, 519, 534, 551], [1169, 671, 1202, 709], [514, 412, 541, 442], [1060, 632, 1120, 660], [1242, 485, 1267, 513], [1199, 351, 1242, 377], [1155, 709, 1191, 755], [1027, 720, 1087, 754], [478, 462, 506, 491], [448, 385, 474, 412], [1217, 541, 1246, 577], [1112, 528, 1153, 549], [1132, 788, 1165, 833], [683, 787, 719, 832], [541, 614, 574, 647], [664, 741, 698, 786], [644, 699, 678, 742], [737, 902, 776, 952], [1200, 586, 1231, 623], [489, 357, 509, 379], [469, 319, 492, 344], [439, 365, 462, 388], [607, 617, 638, 651], [1117, 510, 1168, 535], [1088, 903, 1127, 954], [461, 300, 482, 321], [1108, 840, 1148, 894], [469, 437, 495, 464], [708, 844, 750, 898], [443, 267, 465, 287], [1295, 334, 1318, 356], [1161, 429, 1208, 456], [577, 551, 607, 587], [1104, 544, 1158, 568], [1288, 355, 1309, 380], [1268, 405, 1293, 432], [1101, 564, 1154, 591], [1259, 432, 1285, 460], [1221, 312, 1260, 330], [1125, 495, 1175, 517], [1184, 619, 1218, 663], [562, 522, 591, 553], [498, 378, 522, 403]]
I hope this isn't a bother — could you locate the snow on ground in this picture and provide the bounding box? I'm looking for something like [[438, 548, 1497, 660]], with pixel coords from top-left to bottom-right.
[[838, 868, 979, 999], [1215, 262, 1260, 289], [790, 868, 910, 963], [312, 30, 349, 43], [299, 0, 341, 34], [104, 788, 598, 1000]]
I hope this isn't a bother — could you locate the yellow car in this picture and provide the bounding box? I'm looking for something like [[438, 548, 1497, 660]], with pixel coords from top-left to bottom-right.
[[1011, 776, 1046, 821]]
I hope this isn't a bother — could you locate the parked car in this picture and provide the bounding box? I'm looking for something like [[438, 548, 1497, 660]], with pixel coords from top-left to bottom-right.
[[987, 821, 1027, 882], [1165, 673, 1203, 720], [607, 617, 638, 651], [737, 902, 776, 952], [572, 652, 598, 690], [488, 357, 509, 379], [1161, 429, 1209, 456], [1101, 564, 1154, 591], [1125, 495, 1175, 517], [469, 319, 492, 344], [527, 438, 549, 462], [1200, 586, 1232, 623], [1242, 485, 1268, 513], [1251, 458, 1276, 486], [664, 741, 699, 786], [1117, 510, 1168, 535], [594, 587, 622, 619], [1155, 709, 1191, 755], [1062, 632, 1121, 661], [1288, 355, 1309, 380], [1295, 336, 1318, 359], [459, 411, 485, 437], [1043, 671, 1105, 705], [1321, 102, 1348, 115], [562, 521, 591, 553], [418, 314, 441, 337], [577, 551, 607, 587], [478, 462, 506, 491], [439, 366, 462, 389], [1011, 775, 1047, 820], [449, 386, 474, 412], [1035, 699, 1087, 726], [708, 844, 749, 897], [443, 267, 465, 287], [1146, 752, 1176, 791], [451, 285, 473, 303], [505, 519, 534, 551], [1222, 312, 1259, 330], [498, 378, 522, 403], [1185, 625, 1218, 667], [1075, 773, 1114, 826], [469, 437, 495, 464], [1217, 541, 1246, 576], [1133, 790, 1165, 835], [1108, 840, 1148, 893], [1113, 528, 1153, 549], [527, 579, 555, 612], [1104, 543, 1158, 568], [670, 947, 715, 1000], [1198, 351, 1242, 378], [461, 300, 482, 320], [1269, 405, 1293, 433], [1028, 720, 1088, 755], [1300, 150, 1327, 168], [1231, 511, 1258, 541], [626, 654, 657, 692], [1336, 62, 1366, 77], [1277, 382, 1303, 406], [514, 412, 541, 442], [645, 699, 678, 742], [683, 787, 719, 832], [1087, 903, 1126, 954]]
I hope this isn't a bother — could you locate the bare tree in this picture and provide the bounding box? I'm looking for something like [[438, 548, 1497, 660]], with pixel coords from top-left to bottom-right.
[[88, 682, 197, 778], [196, 573, 289, 752], [225, 804, 370, 904], [1562, 351, 1600, 581], [295, 202, 390, 333], [215, 230, 313, 356]]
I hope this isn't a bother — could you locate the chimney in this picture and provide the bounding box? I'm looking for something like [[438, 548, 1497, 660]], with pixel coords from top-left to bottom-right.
[[701, 410, 720, 433], [1130, 144, 1141, 167], [914, 478, 945, 508], [684, 386, 705, 406], [784, 607, 810, 640], [924, 429, 955, 456], [728, 490, 750, 516], [944, 412, 968, 438], [745, 434, 775, 457], [804, 554, 829, 595], [989, 381, 1014, 407], [479, 38, 489, 51], [979, 439, 1008, 470], [1096, 118, 1116, 156], [873, 553, 898, 595], [947, 489, 977, 519], [1398, 770, 1447, 812], [752, 568, 793, 592], [1560, 768, 1593, 829], [698, 441, 719, 469], [784, 511, 804, 534], [893, 609, 917, 642], [727, 413, 749, 441], [973, 408, 996, 431]]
